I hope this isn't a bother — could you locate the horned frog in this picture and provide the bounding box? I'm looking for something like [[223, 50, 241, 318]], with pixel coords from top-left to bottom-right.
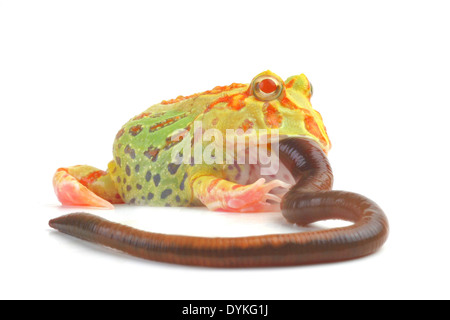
[[53, 71, 331, 212]]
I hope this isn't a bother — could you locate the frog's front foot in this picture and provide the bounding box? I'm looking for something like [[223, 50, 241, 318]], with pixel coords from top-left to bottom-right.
[[225, 178, 292, 212], [193, 176, 292, 212], [53, 165, 123, 209]]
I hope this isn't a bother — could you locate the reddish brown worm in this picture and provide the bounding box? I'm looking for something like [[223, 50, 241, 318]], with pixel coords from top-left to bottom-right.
[[49, 137, 389, 267]]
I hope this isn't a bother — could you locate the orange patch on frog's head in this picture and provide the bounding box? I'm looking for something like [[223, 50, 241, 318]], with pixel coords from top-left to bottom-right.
[[199, 71, 330, 153], [248, 71, 331, 153]]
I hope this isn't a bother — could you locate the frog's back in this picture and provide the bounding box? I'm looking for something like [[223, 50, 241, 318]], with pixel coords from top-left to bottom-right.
[[110, 83, 248, 206]]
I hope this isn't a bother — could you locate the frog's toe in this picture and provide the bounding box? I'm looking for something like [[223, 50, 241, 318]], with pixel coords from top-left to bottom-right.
[[225, 178, 291, 212], [193, 175, 292, 213], [53, 169, 114, 209]]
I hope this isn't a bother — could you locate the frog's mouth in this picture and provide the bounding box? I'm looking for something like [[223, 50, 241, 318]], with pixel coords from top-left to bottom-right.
[[224, 135, 319, 199]]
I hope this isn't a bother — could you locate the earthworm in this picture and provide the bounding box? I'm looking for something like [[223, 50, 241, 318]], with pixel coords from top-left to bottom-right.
[[49, 137, 389, 267]]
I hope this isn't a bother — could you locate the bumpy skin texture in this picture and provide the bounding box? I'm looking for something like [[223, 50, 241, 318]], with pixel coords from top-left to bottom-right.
[[49, 138, 388, 267], [53, 71, 330, 210], [50, 71, 389, 267], [109, 71, 328, 207]]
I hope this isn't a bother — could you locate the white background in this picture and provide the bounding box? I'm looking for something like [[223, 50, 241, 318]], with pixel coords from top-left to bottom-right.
[[1, 0, 449, 300]]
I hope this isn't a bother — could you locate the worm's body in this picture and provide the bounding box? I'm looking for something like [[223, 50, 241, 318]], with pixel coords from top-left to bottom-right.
[[49, 138, 389, 267]]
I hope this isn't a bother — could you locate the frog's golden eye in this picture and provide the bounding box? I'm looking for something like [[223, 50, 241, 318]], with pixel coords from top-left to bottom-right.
[[252, 76, 283, 101]]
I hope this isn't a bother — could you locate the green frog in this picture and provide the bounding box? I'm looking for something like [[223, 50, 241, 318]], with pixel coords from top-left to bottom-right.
[[50, 71, 389, 267], [53, 70, 330, 212]]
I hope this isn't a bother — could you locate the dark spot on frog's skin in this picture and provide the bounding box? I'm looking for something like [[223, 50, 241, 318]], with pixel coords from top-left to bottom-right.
[[129, 198, 136, 204], [144, 146, 160, 162], [125, 165, 131, 176], [147, 192, 154, 200], [135, 164, 140, 173], [168, 163, 181, 175], [127, 185, 132, 192], [141, 196, 145, 200], [115, 128, 125, 140], [163, 125, 191, 152], [145, 170, 152, 182], [123, 177, 127, 184], [180, 172, 188, 191], [136, 183, 142, 190], [165, 203, 171, 207], [124, 145, 136, 159], [175, 195, 181, 202], [153, 174, 160, 187], [164, 135, 183, 151], [129, 125, 143, 136], [116, 156, 122, 167], [161, 189, 172, 199], [117, 176, 121, 183]]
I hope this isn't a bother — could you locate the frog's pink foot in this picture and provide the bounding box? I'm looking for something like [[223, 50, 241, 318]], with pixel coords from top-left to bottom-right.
[[225, 178, 292, 212], [53, 166, 122, 209], [193, 176, 292, 212]]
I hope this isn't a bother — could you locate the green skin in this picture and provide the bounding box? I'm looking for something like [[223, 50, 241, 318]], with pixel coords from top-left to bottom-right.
[[49, 72, 389, 268], [107, 71, 330, 209], [110, 108, 197, 206], [52, 71, 330, 210]]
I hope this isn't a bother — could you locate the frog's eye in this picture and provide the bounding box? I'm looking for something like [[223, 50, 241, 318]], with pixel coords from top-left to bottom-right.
[[252, 76, 283, 101]]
